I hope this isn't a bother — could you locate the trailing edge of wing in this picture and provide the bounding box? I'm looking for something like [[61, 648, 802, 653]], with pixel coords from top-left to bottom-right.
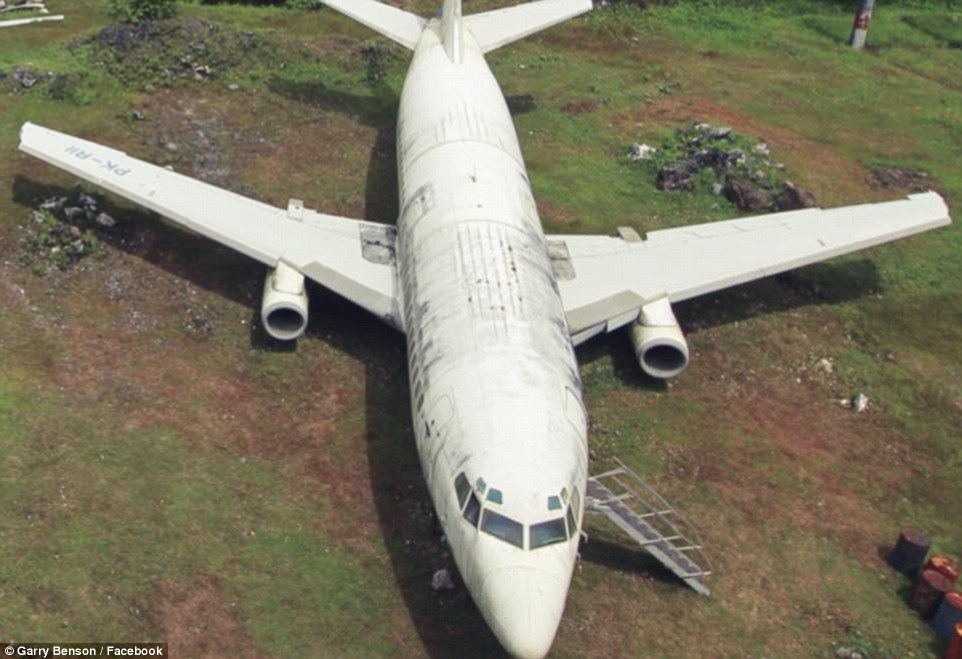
[[19, 122, 401, 328], [317, 0, 426, 50], [550, 192, 952, 343], [464, 0, 593, 53]]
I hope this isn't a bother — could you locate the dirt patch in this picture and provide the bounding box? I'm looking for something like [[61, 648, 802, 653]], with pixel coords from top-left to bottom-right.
[[620, 96, 879, 204], [137, 88, 276, 192], [561, 99, 599, 115], [150, 576, 263, 658]]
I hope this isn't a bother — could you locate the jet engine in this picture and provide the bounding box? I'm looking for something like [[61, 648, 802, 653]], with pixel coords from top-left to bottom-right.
[[630, 297, 690, 379], [261, 262, 308, 341]]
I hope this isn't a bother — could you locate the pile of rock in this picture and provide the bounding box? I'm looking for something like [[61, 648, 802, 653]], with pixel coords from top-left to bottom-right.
[[20, 189, 117, 275], [634, 123, 818, 213]]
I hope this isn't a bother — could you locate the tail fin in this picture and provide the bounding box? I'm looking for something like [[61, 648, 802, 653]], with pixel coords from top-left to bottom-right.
[[318, 0, 426, 50], [441, 0, 463, 63], [464, 0, 593, 53]]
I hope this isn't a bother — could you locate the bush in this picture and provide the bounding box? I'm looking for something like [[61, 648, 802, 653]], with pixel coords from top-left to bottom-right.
[[105, 0, 177, 22]]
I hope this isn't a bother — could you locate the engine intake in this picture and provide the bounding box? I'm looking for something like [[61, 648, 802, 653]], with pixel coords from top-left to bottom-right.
[[261, 262, 308, 341], [630, 297, 689, 379]]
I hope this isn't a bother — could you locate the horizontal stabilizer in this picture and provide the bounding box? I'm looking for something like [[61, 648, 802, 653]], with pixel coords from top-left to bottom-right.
[[318, 0, 426, 50], [464, 0, 593, 53]]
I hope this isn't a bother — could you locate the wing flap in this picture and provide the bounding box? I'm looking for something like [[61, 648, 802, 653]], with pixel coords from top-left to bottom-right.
[[19, 122, 401, 327], [552, 193, 951, 342]]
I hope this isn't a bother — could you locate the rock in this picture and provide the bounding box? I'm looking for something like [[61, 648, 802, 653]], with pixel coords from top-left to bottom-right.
[[723, 179, 770, 212], [63, 207, 85, 223], [693, 122, 711, 132], [708, 125, 732, 139], [815, 358, 834, 375], [228, 83, 239, 91], [78, 193, 98, 210], [39, 196, 66, 212], [132, 110, 145, 121], [773, 181, 817, 212], [753, 142, 771, 156], [852, 393, 869, 413], [712, 182, 724, 196], [192, 64, 211, 78], [14, 68, 37, 89], [165, 142, 179, 152], [835, 647, 864, 659], [95, 212, 116, 228], [627, 142, 656, 161], [430, 568, 455, 592], [657, 161, 695, 191]]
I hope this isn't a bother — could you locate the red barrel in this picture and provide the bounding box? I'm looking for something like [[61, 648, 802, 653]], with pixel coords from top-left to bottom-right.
[[890, 527, 931, 576], [927, 555, 961, 584], [911, 569, 952, 619], [947, 622, 962, 659], [935, 592, 962, 640]]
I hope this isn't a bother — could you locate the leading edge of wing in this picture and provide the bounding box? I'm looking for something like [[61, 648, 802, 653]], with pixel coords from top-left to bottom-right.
[[552, 192, 951, 341], [18, 122, 401, 328]]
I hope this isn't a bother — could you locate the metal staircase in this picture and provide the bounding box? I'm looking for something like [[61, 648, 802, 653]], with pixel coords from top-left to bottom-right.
[[586, 459, 713, 595]]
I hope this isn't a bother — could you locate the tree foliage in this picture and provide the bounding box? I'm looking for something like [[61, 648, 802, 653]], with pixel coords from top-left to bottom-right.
[[106, 0, 177, 22]]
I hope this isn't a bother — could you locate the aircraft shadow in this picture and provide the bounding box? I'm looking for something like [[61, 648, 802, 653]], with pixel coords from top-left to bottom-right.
[[579, 531, 686, 588]]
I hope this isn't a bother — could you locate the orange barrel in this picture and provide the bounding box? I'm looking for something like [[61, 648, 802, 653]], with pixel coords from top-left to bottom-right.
[[912, 569, 953, 619], [947, 622, 962, 659], [935, 593, 962, 640], [927, 555, 961, 584], [890, 527, 931, 575]]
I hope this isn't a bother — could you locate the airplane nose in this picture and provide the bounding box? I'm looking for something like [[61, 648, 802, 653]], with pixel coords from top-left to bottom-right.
[[480, 567, 566, 659]]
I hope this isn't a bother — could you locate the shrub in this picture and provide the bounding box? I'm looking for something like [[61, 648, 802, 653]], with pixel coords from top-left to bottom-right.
[[105, 0, 177, 22]]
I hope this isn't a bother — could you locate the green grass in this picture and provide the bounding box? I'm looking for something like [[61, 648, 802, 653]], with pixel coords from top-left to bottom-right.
[[1, 0, 960, 657]]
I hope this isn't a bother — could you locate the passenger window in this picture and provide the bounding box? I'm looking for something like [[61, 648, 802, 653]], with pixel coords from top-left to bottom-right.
[[480, 509, 524, 548], [530, 518, 567, 549], [463, 492, 481, 527], [455, 473, 471, 509]]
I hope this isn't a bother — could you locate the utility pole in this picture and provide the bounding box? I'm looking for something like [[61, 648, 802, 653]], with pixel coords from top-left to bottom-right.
[[850, 0, 876, 49]]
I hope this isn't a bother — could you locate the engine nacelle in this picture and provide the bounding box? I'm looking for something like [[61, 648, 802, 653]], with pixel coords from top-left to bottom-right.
[[261, 262, 308, 341], [630, 297, 690, 379]]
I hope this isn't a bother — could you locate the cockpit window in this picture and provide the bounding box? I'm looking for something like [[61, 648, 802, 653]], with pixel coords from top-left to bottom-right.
[[463, 492, 481, 527], [486, 488, 503, 505], [480, 509, 523, 548], [455, 473, 471, 509], [547, 495, 561, 511], [530, 518, 567, 549], [476, 477, 487, 494]]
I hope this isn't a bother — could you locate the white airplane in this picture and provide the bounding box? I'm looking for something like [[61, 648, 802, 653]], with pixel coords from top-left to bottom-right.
[[18, 0, 952, 656]]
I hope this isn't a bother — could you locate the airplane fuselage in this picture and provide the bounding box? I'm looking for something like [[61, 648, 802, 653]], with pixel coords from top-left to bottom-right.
[[395, 21, 588, 658]]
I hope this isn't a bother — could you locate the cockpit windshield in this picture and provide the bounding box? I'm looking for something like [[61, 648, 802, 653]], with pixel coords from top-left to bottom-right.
[[530, 518, 567, 549], [452, 472, 580, 550], [480, 509, 524, 548]]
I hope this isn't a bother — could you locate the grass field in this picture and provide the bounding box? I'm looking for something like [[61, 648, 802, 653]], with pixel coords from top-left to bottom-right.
[[1, 0, 960, 657]]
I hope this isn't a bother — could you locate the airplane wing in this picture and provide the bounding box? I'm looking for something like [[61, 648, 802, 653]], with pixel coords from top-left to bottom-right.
[[549, 192, 951, 345], [19, 123, 401, 329]]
